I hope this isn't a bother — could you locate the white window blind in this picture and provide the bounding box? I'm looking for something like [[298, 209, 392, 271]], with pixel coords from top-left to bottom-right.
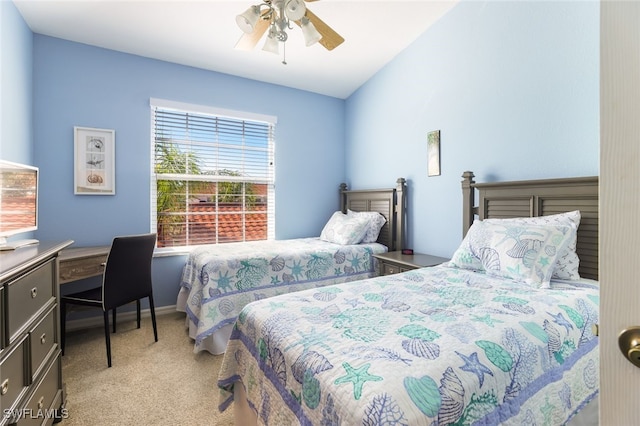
[[150, 99, 276, 248]]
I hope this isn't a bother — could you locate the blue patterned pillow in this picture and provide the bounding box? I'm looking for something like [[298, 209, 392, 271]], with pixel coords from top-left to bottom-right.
[[484, 210, 581, 280], [449, 220, 575, 288], [320, 211, 370, 245], [346, 210, 386, 243]]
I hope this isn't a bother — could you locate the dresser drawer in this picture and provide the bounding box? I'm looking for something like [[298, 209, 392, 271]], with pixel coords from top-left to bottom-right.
[[6, 261, 55, 346], [11, 355, 62, 426], [0, 287, 4, 350], [28, 306, 57, 384], [0, 333, 28, 415], [381, 263, 410, 276]]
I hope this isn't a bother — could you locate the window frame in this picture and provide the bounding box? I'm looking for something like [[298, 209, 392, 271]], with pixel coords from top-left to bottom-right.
[[149, 98, 276, 251]]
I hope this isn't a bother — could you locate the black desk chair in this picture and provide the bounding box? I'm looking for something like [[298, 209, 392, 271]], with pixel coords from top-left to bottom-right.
[[61, 233, 158, 367]]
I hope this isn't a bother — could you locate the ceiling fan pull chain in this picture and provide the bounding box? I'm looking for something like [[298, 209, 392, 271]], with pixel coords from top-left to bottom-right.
[[282, 41, 287, 65]]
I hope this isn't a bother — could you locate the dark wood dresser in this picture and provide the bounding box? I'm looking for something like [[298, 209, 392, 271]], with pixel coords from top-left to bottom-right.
[[0, 241, 72, 425]]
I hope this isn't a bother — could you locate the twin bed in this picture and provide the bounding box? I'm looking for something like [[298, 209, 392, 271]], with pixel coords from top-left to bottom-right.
[[215, 171, 599, 425], [176, 178, 407, 354]]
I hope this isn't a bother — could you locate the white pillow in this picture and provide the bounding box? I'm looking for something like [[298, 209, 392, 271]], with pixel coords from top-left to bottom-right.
[[346, 210, 387, 243], [448, 220, 575, 288], [484, 210, 581, 280], [320, 211, 369, 245]]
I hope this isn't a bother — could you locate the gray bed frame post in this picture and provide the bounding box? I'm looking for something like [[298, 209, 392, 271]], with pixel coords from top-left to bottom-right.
[[339, 182, 348, 213], [461, 171, 476, 237], [395, 178, 406, 251]]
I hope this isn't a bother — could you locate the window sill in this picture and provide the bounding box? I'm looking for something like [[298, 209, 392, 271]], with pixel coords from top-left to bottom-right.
[[153, 246, 195, 258]]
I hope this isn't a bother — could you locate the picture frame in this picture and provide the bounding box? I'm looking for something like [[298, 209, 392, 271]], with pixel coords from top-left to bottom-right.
[[74, 126, 116, 195], [427, 130, 441, 177]]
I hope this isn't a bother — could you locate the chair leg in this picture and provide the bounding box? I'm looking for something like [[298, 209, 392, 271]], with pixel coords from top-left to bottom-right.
[[136, 300, 141, 329], [103, 310, 112, 368], [60, 300, 67, 355], [112, 308, 116, 333], [149, 296, 158, 342]]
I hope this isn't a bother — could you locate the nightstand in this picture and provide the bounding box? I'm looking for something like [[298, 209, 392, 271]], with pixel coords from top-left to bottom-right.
[[373, 251, 449, 276]]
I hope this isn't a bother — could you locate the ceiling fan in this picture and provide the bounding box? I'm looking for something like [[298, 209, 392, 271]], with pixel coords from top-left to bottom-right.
[[235, 0, 344, 59]]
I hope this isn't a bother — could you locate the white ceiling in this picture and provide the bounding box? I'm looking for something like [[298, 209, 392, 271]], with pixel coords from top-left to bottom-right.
[[13, 0, 458, 99]]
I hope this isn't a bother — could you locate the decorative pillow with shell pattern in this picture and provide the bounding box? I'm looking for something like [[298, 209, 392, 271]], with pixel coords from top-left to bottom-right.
[[448, 220, 575, 288], [320, 211, 370, 245], [346, 209, 387, 243], [484, 210, 581, 280]]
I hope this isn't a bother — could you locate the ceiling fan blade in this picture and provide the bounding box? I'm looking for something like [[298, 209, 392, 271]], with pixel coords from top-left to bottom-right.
[[234, 17, 270, 51], [305, 9, 344, 51]]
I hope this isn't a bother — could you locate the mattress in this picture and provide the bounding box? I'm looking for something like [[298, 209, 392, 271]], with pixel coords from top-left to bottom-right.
[[176, 237, 387, 354], [217, 264, 599, 425]]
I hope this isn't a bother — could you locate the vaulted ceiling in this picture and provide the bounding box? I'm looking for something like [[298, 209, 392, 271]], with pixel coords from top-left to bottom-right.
[[14, 0, 458, 99]]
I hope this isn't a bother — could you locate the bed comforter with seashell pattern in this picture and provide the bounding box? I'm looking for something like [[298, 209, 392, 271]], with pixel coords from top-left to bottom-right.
[[217, 264, 599, 425], [177, 238, 387, 354]]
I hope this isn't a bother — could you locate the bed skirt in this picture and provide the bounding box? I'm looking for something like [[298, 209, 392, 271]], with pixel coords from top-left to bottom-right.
[[177, 287, 234, 354]]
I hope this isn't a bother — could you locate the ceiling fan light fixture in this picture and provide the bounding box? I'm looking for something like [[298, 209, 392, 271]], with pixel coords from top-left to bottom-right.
[[234, 1, 343, 61], [300, 16, 322, 47], [236, 5, 260, 34], [284, 0, 306, 21], [262, 28, 280, 54]]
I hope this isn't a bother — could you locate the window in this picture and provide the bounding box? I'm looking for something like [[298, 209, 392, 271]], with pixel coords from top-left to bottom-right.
[[150, 99, 276, 248]]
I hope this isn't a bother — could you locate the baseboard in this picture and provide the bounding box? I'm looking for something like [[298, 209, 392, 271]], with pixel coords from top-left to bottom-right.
[[64, 305, 180, 332]]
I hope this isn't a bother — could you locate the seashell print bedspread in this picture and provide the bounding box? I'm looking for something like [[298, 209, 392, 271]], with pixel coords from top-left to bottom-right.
[[178, 238, 387, 347], [218, 264, 599, 425]]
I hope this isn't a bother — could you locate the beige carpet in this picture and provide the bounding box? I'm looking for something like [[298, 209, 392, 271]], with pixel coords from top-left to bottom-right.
[[61, 311, 234, 426]]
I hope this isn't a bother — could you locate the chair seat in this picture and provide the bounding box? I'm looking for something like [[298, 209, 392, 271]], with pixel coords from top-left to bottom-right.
[[61, 286, 102, 305]]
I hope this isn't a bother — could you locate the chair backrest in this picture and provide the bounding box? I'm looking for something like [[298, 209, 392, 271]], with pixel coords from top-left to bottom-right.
[[101, 233, 157, 311]]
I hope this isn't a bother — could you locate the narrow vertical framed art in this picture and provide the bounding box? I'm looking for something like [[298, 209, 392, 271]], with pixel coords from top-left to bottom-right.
[[427, 130, 441, 177], [74, 126, 116, 195]]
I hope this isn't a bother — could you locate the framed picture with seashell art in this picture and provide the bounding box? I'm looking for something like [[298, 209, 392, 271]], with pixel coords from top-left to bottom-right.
[[74, 126, 115, 195]]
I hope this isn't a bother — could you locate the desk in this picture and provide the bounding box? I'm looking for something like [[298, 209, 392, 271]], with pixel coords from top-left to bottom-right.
[[58, 246, 109, 284]]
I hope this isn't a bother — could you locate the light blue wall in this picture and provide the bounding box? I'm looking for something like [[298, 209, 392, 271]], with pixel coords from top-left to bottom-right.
[[29, 36, 344, 306], [345, 0, 599, 258], [1, 1, 33, 164], [33, 36, 345, 246]]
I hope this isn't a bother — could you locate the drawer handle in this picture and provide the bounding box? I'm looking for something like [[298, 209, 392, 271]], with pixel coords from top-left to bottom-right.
[[1, 378, 8, 395], [38, 396, 45, 410], [40, 333, 47, 345], [31, 287, 38, 298]]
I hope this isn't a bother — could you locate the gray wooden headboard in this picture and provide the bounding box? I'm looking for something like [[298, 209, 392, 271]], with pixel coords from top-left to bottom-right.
[[340, 178, 406, 252], [461, 171, 599, 280]]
